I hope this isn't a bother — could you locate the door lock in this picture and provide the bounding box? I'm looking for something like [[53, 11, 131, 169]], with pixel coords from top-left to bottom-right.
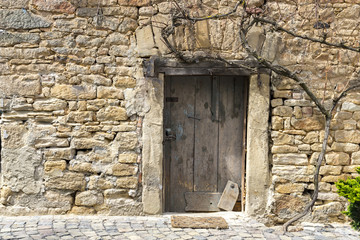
[[164, 128, 176, 141]]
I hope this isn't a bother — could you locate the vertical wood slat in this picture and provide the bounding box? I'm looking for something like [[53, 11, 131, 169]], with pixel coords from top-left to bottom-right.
[[168, 76, 196, 212], [194, 76, 218, 192], [164, 76, 171, 212], [217, 76, 246, 193], [241, 78, 248, 212]]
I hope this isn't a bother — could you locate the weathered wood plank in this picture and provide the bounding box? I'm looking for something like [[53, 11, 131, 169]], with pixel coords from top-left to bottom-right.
[[217, 76, 247, 192], [164, 75, 172, 212], [185, 192, 222, 212], [194, 76, 218, 192], [168, 76, 196, 212], [217, 181, 239, 211], [240, 79, 248, 212], [158, 68, 252, 76]]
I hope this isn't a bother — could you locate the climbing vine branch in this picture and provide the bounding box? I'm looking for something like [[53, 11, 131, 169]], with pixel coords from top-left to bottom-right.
[[159, 0, 360, 232]]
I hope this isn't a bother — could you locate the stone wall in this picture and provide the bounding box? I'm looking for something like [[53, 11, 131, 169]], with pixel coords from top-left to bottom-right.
[[267, 1, 360, 224], [0, 0, 359, 223]]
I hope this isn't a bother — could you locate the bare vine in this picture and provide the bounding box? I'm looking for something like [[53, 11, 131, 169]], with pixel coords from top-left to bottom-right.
[[159, 0, 360, 232]]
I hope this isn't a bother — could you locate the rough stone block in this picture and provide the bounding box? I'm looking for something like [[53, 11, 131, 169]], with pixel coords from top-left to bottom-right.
[[273, 153, 308, 166], [275, 183, 305, 194], [1, 124, 26, 149], [78, 74, 112, 86], [272, 145, 298, 153], [0, 0, 29, 8], [247, 0, 265, 8], [271, 99, 283, 107], [44, 148, 75, 161], [0, 186, 12, 204], [35, 138, 69, 148], [114, 76, 136, 88], [104, 189, 128, 199], [321, 174, 352, 183], [195, 20, 211, 48], [76, 7, 98, 17], [87, 99, 106, 111], [0, 32, 40, 47], [272, 116, 283, 130], [325, 152, 350, 165], [33, 99, 67, 111], [72, 138, 105, 149], [50, 84, 96, 100], [273, 195, 306, 219], [352, 151, 360, 164], [343, 165, 360, 173], [317, 192, 346, 201], [44, 190, 73, 211], [116, 132, 138, 150], [0, 75, 41, 97], [344, 120, 357, 130], [247, 25, 265, 54], [335, 130, 360, 143], [96, 106, 128, 121], [342, 102, 360, 111], [88, 176, 114, 190], [118, 0, 150, 6], [118, 17, 138, 33], [284, 99, 312, 107], [307, 182, 331, 192], [302, 107, 313, 117], [319, 165, 342, 175], [135, 25, 159, 57], [66, 63, 90, 75], [118, 153, 137, 163], [298, 144, 310, 151], [45, 172, 86, 191], [67, 111, 95, 123], [334, 111, 353, 120], [331, 142, 359, 153], [272, 106, 292, 117], [2, 147, 43, 195], [303, 132, 319, 144], [69, 161, 96, 173], [31, 0, 76, 13], [116, 177, 138, 188], [69, 206, 96, 215], [96, 56, 115, 64], [44, 161, 67, 172], [338, 5, 360, 19], [291, 116, 324, 131], [273, 90, 292, 98], [108, 163, 138, 176], [88, 0, 117, 6], [104, 32, 129, 46], [312, 202, 344, 222], [0, 9, 51, 29], [75, 191, 104, 206], [109, 45, 129, 57], [97, 87, 124, 99], [272, 132, 294, 145], [294, 106, 302, 119]]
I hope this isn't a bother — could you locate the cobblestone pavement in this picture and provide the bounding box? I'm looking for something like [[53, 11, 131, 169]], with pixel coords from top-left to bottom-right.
[[0, 213, 358, 240]]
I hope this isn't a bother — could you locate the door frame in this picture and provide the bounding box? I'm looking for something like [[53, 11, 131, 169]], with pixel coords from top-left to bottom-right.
[[141, 57, 271, 216]]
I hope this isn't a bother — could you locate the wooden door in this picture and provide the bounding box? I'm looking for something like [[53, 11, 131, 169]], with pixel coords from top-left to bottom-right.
[[164, 75, 248, 212]]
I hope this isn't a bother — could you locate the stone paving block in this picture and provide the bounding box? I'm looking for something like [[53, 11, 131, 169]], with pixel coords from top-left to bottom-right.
[[0, 215, 358, 239]]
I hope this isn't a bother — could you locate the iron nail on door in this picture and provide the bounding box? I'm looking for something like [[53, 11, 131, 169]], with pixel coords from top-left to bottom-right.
[[187, 115, 201, 121]]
